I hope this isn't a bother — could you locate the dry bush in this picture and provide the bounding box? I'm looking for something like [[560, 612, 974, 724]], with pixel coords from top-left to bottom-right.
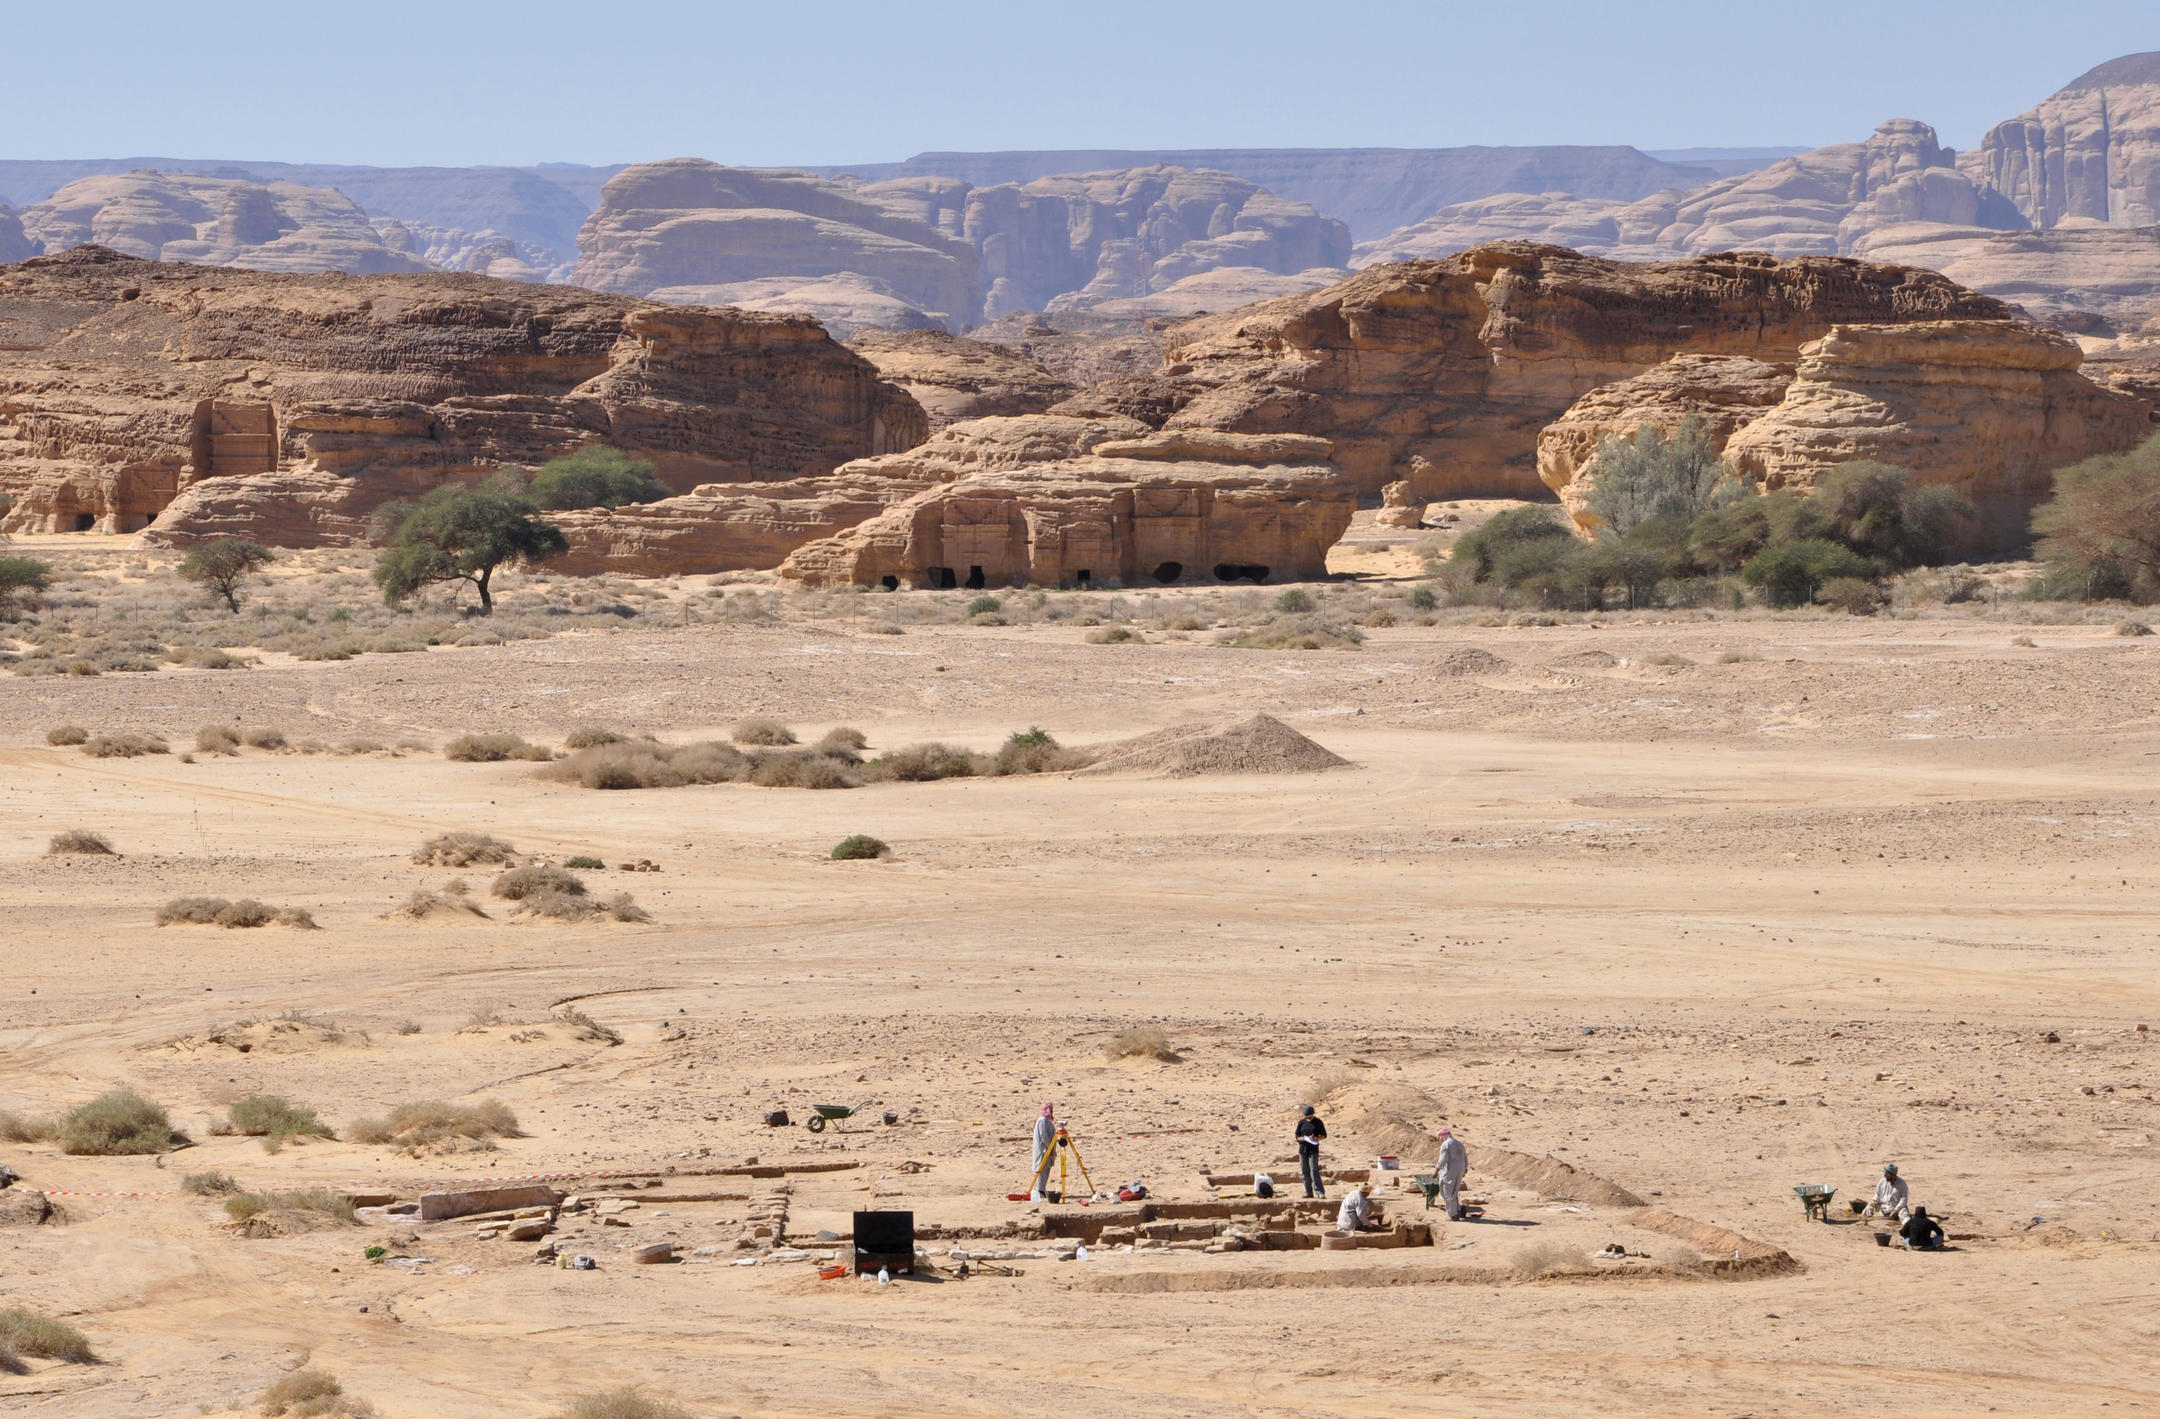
[[227, 1094, 333, 1151], [993, 727, 1087, 775], [1103, 1024, 1177, 1062], [45, 725, 88, 746], [1085, 626, 1138, 644], [747, 751, 853, 789], [492, 863, 585, 900], [515, 890, 651, 924], [733, 716, 796, 746], [156, 897, 317, 929], [817, 726, 869, 753], [2117, 619, 2153, 637], [554, 1389, 694, 1419], [50, 1088, 177, 1155], [443, 732, 550, 762], [225, 1190, 356, 1226], [411, 831, 517, 867], [862, 742, 985, 782], [1222, 618, 1364, 651], [242, 726, 287, 749], [1509, 1241, 1581, 1279], [864, 622, 903, 635], [562, 725, 626, 749], [83, 731, 169, 758], [544, 739, 745, 789], [258, 1366, 376, 1416], [47, 830, 114, 855], [0, 1306, 96, 1365], [346, 1099, 521, 1153], [389, 880, 490, 921], [1715, 650, 1760, 664], [555, 1008, 623, 1045], [183, 1170, 238, 1195], [0, 1110, 41, 1142], [1646, 653, 1694, 667], [335, 738, 388, 756], [831, 834, 889, 860], [195, 724, 240, 755]]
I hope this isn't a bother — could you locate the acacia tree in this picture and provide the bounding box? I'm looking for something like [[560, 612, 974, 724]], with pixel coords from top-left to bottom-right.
[[371, 484, 567, 615], [527, 446, 669, 510], [2031, 434, 2160, 600], [1585, 417, 1747, 539], [178, 536, 275, 612]]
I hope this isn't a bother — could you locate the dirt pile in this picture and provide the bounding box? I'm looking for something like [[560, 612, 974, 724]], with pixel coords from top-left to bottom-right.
[[1079, 713, 1349, 778], [1470, 1146, 1647, 1208], [1312, 1079, 1443, 1157]]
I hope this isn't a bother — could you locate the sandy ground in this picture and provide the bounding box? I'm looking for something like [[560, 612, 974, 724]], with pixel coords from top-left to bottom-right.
[[4, 558, 2159, 1416]]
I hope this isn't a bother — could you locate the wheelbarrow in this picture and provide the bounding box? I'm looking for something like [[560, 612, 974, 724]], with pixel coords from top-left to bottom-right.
[[1793, 1184, 1837, 1221], [1411, 1174, 1443, 1210], [805, 1100, 877, 1133]]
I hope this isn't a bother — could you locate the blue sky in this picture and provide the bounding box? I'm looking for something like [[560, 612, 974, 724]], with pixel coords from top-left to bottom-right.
[[6, 0, 2156, 166]]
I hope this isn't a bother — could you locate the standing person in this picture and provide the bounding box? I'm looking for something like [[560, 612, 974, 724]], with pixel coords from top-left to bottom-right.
[[1295, 1104, 1328, 1199], [1433, 1127, 1469, 1220], [1869, 1163, 1911, 1222], [1029, 1103, 1058, 1202]]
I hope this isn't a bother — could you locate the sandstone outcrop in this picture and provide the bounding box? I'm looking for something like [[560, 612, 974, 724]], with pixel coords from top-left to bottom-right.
[[1976, 53, 2160, 229], [780, 428, 1354, 589], [655, 273, 949, 338], [19, 172, 434, 275], [0, 247, 923, 538], [1720, 321, 2149, 543], [1850, 223, 2160, 335], [1159, 244, 2012, 500], [1537, 355, 1795, 532], [1058, 265, 1350, 320], [845, 330, 1074, 427], [0, 204, 33, 263], [371, 219, 568, 283], [1373, 474, 1428, 528]]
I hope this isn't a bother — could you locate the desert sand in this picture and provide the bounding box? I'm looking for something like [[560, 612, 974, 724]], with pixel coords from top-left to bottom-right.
[[3, 532, 2157, 1418]]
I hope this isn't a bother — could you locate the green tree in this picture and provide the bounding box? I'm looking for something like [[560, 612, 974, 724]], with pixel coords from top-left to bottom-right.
[[1806, 462, 1974, 570], [1447, 505, 1574, 584], [372, 485, 568, 615], [1741, 539, 1873, 609], [2031, 434, 2160, 602], [527, 446, 669, 511], [0, 553, 51, 619], [1585, 418, 1747, 538], [178, 537, 275, 613]]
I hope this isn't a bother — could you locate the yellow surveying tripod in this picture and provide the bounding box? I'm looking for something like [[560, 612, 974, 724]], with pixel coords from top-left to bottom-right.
[[1028, 1124, 1098, 1201]]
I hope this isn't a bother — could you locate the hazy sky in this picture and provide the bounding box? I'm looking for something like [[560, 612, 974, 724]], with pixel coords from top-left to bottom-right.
[[7, 1, 2157, 167]]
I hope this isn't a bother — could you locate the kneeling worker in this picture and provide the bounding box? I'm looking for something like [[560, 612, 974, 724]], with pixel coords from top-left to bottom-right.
[[1868, 1163, 1911, 1222], [1900, 1205, 1944, 1252], [1433, 1127, 1469, 1220], [1337, 1183, 1385, 1233]]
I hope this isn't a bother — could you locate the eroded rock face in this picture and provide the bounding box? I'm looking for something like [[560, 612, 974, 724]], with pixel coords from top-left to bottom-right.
[[0, 247, 924, 538], [1977, 53, 2160, 229], [1851, 223, 2160, 336], [780, 429, 1354, 589], [1538, 355, 1795, 533], [0, 204, 33, 264], [845, 330, 1074, 428], [1160, 244, 2012, 500], [1721, 321, 2150, 544], [19, 172, 434, 275]]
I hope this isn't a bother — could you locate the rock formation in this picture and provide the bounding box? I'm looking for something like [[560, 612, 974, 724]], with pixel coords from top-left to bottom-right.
[[1158, 244, 2012, 501], [1851, 221, 2160, 335], [1373, 473, 1429, 529], [844, 330, 1074, 428], [1975, 53, 2160, 229], [0, 247, 923, 538], [780, 428, 1353, 589], [1537, 356, 1795, 532], [0, 204, 33, 264], [1719, 321, 2149, 543], [18, 173, 435, 275], [371, 219, 568, 283]]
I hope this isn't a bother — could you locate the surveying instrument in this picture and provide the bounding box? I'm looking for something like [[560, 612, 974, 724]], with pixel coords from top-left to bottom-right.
[[1030, 1124, 1098, 1202]]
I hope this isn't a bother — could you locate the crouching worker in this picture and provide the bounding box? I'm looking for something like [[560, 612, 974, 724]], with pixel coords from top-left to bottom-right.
[[1867, 1163, 1911, 1222], [1337, 1183, 1385, 1233], [1899, 1205, 1944, 1252], [1433, 1127, 1469, 1220]]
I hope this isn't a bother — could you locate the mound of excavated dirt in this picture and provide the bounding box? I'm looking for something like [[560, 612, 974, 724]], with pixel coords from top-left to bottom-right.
[[1548, 649, 1618, 670], [1316, 1079, 1443, 1158], [159, 1018, 368, 1056], [1472, 1145, 1646, 1208], [1079, 713, 1349, 778], [1436, 647, 1510, 676]]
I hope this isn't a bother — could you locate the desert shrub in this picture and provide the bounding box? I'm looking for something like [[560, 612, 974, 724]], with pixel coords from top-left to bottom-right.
[[45, 725, 88, 746], [0, 554, 53, 618], [258, 1366, 377, 1417], [527, 446, 669, 511], [1741, 539, 1873, 609], [225, 1190, 356, 1226], [242, 726, 287, 750], [1223, 618, 1365, 651], [748, 751, 853, 789], [156, 897, 226, 925], [564, 854, 605, 869], [1817, 575, 1884, 615], [1806, 462, 1975, 569], [390, 880, 489, 920], [183, 1170, 239, 1195], [516, 890, 652, 923], [561, 725, 626, 749], [817, 726, 869, 754], [1406, 584, 1438, 610], [2117, 619, 2154, 637], [1645, 652, 1694, 667], [443, 732, 550, 762], [83, 732, 169, 758], [2031, 434, 2160, 601], [50, 1088, 177, 1155], [1584, 417, 1748, 536], [865, 621, 904, 635], [1509, 1241, 1580, 1278], [1085, 626, 1138, 644], [1103, 1024, 1176, 1062], [866, 742, 984, 781], [1716, 650, 1761, 664], [831, 834, 890, 860], [228, 1094, 333, 1150], [994, 727, 1085, 775], [1273, 587, 1315, 613], [966, 594, 1004, 616], [412, 831, 517, 866], [555, 1008, 623, 1045], [1363, 608, 1398, 627], [733, 717, 796, 746], [346, 1098, 521, 1151], [156, 897, 316, 929], [196, 724, 241, 755], [47, 829, 115, 855], [167, 644, 253, 670], [544, 739, 749, 790], [492, 863, 586, 900], [0, 1111, 41, 1142], [372, 483, 567, 616], [553, 1389, 694, 1419], [1445, 505, 1575, 588], [179, 536, 275, 613], [0, 1307, 96, 1364]]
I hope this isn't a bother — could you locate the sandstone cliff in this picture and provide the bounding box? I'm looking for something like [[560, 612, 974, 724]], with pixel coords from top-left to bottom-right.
[[780, 428, 1353, 589], [1720, 321, 2150, 543], [1849, 223, 2160, 335], [844, 330, 1074, 427], [0, 204, 33, 264], [0, 247, 924, 539], [1158, 245, 2012, 501], [19, 173, 434, 276], [1976, 53, 2160, 229]]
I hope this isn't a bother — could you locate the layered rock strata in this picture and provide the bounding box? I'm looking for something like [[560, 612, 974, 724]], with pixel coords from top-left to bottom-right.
[[19, 172, 434, 275], [1160, 244, 2012, 500], [0, 247, 923, 537], [1976, 53, 2160, 229], [779, 429, 1353, 589], [844, 330, 1075, 428], [1720, 321, 2150, 542]]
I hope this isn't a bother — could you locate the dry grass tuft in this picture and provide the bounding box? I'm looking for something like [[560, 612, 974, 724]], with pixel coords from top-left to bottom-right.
[[227, 1094, 333, 1151], [2116, 619, 2153, 637], [561, 725, 626, 749], [47, 829, 115, 855], [443, 732, 551, 762], [83, 731, 170, 758], [732, 717, 796, 746], [492, 863, 585, 900], [195, 724, 240, 755], [156, 897, 318, 929], [1508, 1241, 1581, 1279], [388, 880, 490, 921], [1103, 1024, 1178, 1062], [816, 726, 869, 753], [554, 1388, 695, 1419], [861, 742, 984, 782], [242, 726, 288, 749], [182, 1170, 239, 1195], [226, 1190, 357, 1227], [258, 1366, 376, 1416], [0, 1110, 41, 1142], [411, 831, 518, 867], [44, 725, 88, 746], [0, 1306, 97, 1365], [515, 890, 652, 924], [346, 1098, 521, 1153], [49, 1088, 178, 1155]]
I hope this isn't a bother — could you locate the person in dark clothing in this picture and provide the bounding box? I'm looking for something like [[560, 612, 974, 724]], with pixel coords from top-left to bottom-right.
[[1295, 1104, 1327, 1198], [1899, 1205, 1944, 1251]]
